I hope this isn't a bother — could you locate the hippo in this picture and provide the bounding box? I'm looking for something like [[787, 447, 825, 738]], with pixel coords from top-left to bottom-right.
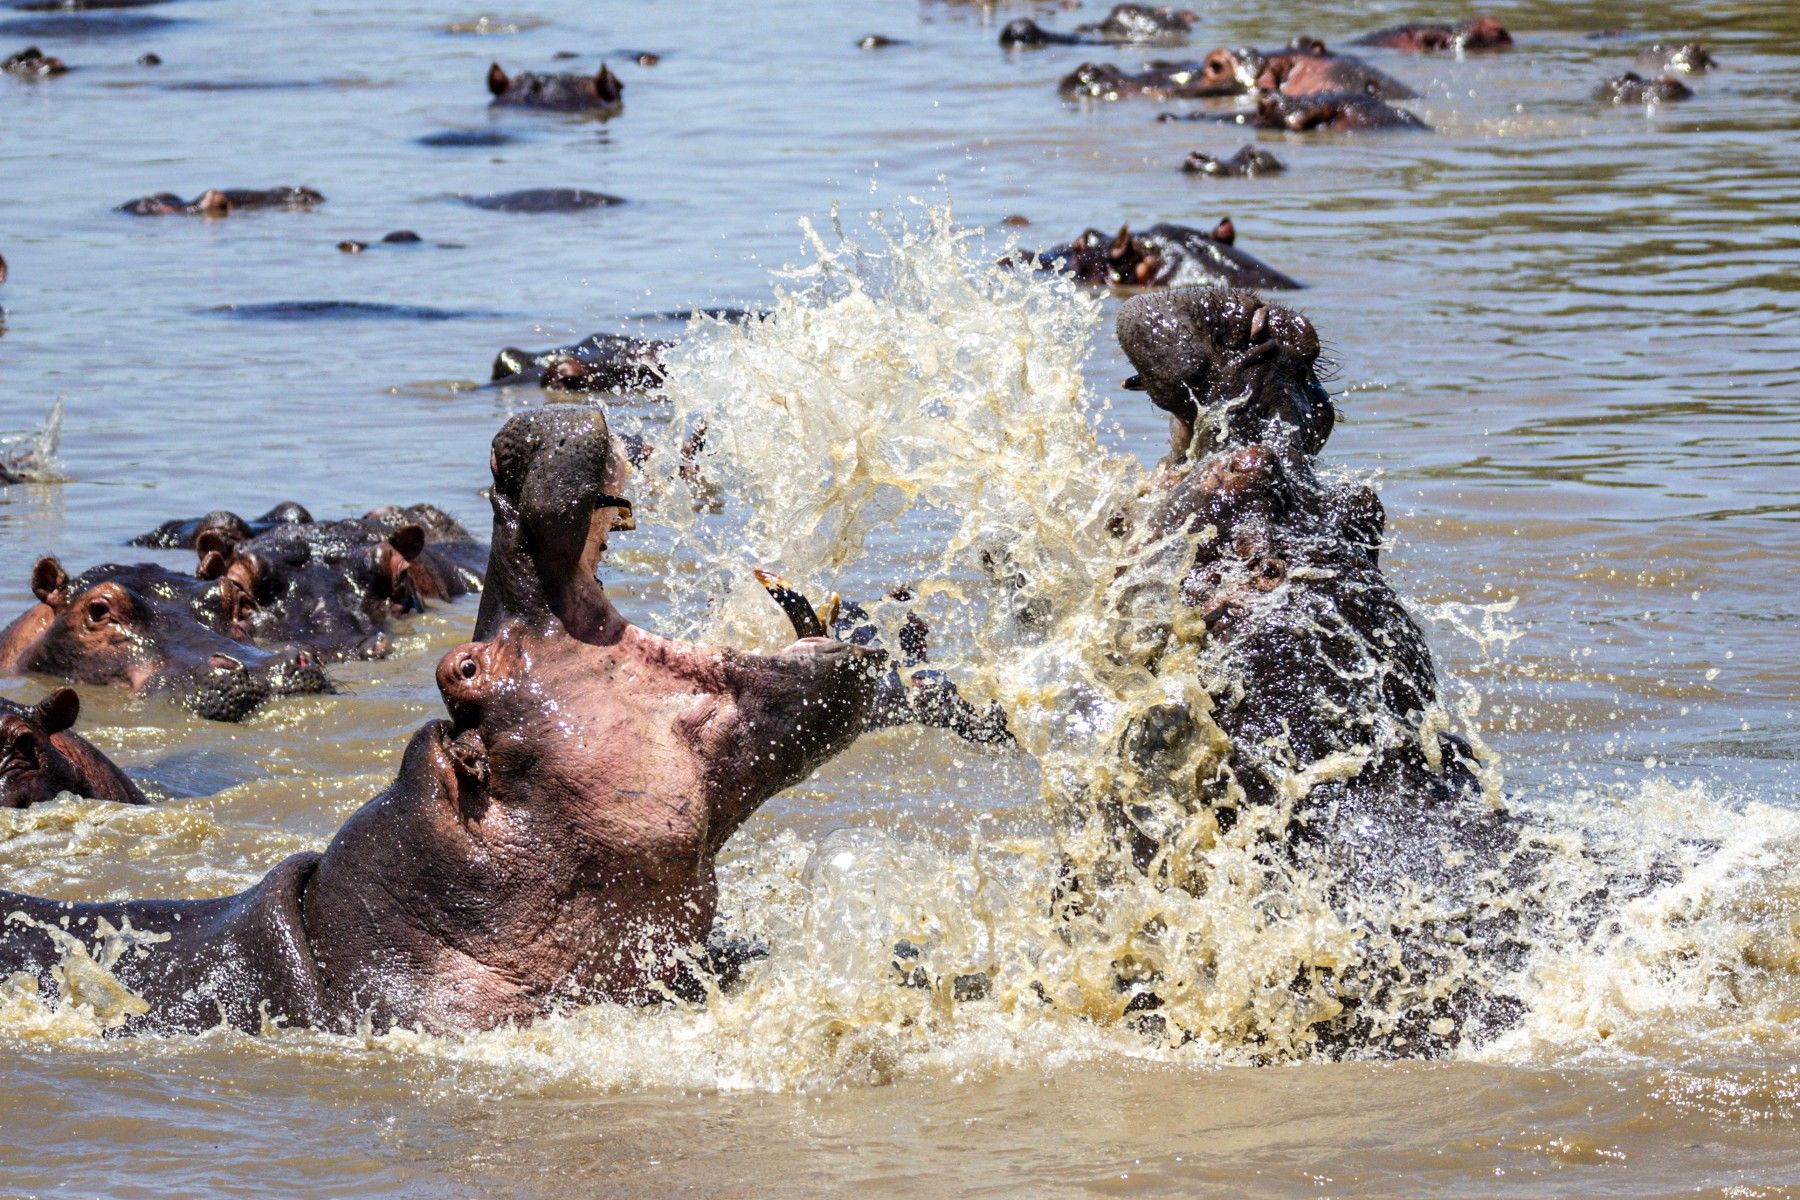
[[130, 501, 313, 550], [460, 188, 623, 214], [1034, 220, 1302, 290], [1062, 41, 1414, 103], [192, 519, 441, 663], [857, 34, 905, 50], [1636, 42, 1715, 75], [1181, 144, 1285, 177], [116, 187, 323, 217], [337, 230, 436, 254], [1097, 287, 1534, 1051], [1596, 72, 1693, 104], [2, 44, 66, 77], [1001, 4, 1197, 49], [0, 559, 332, 721], [417, 129, 517, 148], [1247, 42, 1418, 99], [0, 408, 878, 1035], [489, 331, 666, 392], [1351, 17, 1512, 53], [1, 688, 146, 808], [487, 61, 622, 114], [1059, 59, 1231, 102], [1165, 88, 1430, 132]]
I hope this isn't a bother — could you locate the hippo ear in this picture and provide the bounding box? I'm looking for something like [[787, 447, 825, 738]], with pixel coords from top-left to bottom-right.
[[31, 688, 79, 735], [1211, 217, 1235, 245], [387, 523, 426, 563], [594, 63, 623, 104], [30, 557, 67, 605], [195, 530, 234, 580], [487, 63, 509, 96]]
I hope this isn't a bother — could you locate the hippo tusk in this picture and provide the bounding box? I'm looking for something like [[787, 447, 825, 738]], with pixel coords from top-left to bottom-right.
[[753, 569, 828, 638]]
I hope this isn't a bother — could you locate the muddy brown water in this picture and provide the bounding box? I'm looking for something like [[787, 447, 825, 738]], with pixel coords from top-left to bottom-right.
[[1, 0, 1797, 1195]]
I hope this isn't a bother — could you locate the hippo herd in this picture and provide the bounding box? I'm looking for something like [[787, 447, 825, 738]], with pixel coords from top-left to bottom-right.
[[0, 6, 1718, 1056]]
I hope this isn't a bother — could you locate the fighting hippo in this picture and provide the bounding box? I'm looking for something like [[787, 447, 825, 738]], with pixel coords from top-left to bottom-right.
[[1181, 144, 1285, 177], [116, 187, 323, 217], [0, 559, 331, 721], [1033, 220, 1302, 291], [2, 45, 66, 77], [130, 501, 313, 550], [1351, 17, 1512, 53], [1098, 287, 1531, 1051], [1001, 4, 1197, 49], [1166, 88, 1430, 132], [487, 61, 622, 114], [489, 331, 666, 393], [1596, 72, 1692, 104], [1062, 41, 1414, 103], [0, 408, 879, 1034], [1636, 42, 1714, 75], [1, 688, 146, 808]]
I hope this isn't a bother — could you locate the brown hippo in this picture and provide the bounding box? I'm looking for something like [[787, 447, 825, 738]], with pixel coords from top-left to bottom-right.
[[1033, 220, 1302, 290], [487, 61, 622, 114], [2, 45, 66, 77], [1165, 88, 1430, 132], [1059, 59, 1232, 102], [1181, 144, 1285, 177], [116, 187, 323, 217], [1002, 4, 1197, 49], [130, 501, 313, 550], [1063, 41, 1414, 103], [1635, 42, 1715, 75], [0, 409, 879, 1035], [1351, 17, 1512, 53], [1596, 72, 1693, 103], [489, 331, 666, 393], [0, 688, 146, 808], [0, 559, 332, 721]]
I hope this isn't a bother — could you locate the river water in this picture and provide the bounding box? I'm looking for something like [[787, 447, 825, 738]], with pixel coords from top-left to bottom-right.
[[1, 0, 1797, 1195]]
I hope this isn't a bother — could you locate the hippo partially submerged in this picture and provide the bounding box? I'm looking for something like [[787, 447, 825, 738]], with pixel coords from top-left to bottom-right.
[[1, 688, 145, 808], [1033, 220, 1302, 291], [0, 559, 332, 721], [1181, 145, 1285, 178], [487, 61, 623, 114], [1635, 42, 1715, 75], [1596, 72, 1692, 104], [1351, 17, 1512, 54], [1062, 41, 1415, 104], [2, 45, 66, 77], [489, 331, 666, 392], [1001, 4, 1197, 49], [1165, 88, 1430, 132], [116, 187, 323, 217], [0, 409, 878, 1034]]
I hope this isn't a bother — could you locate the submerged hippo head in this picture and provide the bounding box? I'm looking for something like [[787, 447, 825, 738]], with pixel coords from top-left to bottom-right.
[[1116, 286, 1332, 460], [195, 520, 428, 661], [0, 559, 331, 721], [0, 687, 145, 808], [487, 61, 624, 113]]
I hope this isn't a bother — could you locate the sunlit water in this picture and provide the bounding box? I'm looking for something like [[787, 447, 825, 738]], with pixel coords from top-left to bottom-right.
[[1, 0, 1797, 1195]]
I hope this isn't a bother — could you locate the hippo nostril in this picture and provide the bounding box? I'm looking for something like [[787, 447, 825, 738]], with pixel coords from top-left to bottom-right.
[[295, 652, 311, 670], [208, 653, 246, 673]]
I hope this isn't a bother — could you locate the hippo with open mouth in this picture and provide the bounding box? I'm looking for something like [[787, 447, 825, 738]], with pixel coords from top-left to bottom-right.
[[0, 559, 332, 721], [1, 687, 145, 808], [0, 408, 880, 1034]]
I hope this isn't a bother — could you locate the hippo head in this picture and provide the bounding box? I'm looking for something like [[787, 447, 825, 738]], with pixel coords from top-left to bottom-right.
[[195, 521, 427, 661], [0, 689, 83, 809], [1116, 287, 1333, 461], [486, 61, 624, 112], [1, 558, 331, 721], [1458, 17, 1512, 51]]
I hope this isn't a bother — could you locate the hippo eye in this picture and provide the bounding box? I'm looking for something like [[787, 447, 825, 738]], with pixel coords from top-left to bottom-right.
[[459, 658, 478, 680], [86, 600, 110, 623]]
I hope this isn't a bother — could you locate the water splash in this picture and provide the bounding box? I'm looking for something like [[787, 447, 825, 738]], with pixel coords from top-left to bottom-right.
[[0, 397, 64, 484]]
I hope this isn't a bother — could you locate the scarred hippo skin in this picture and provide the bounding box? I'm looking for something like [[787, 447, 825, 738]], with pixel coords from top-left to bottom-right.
[[117, 187, 323, 217], [460, 188, 623, 214], [1182, 144, 1285, 177], [487, 61, 622, 114], [0, 559, 332, 721], [130, 501, 313, 550], [490, 331, 667, 393], [1108, 287, 1527, 1052], [0, 408, 877, 1036], [2, 45, 67, 77], [1035, 220, 1302, 291], [1351, 17, 1513, 53], [1596, 71, 1693, 103], [0, 688, 147, 808], [1062, 41, 1414, 102], [1002, 4, 1197, 49], [1165, 88, 1430, 132], [1636, 42, 1714, 75]]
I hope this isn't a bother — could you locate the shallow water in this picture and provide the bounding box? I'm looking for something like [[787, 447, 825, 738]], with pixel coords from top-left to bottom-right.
[[1, 0, 1797, 1195]]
